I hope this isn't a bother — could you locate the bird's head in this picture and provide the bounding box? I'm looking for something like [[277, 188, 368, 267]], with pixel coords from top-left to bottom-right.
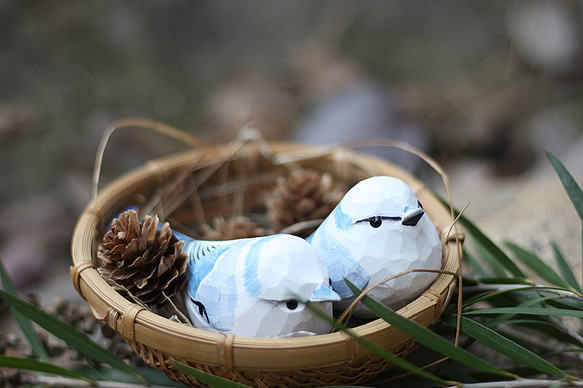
[[250, 234, 340, 303], [230, 234, 339, 336], [332, 176, 426, 232]]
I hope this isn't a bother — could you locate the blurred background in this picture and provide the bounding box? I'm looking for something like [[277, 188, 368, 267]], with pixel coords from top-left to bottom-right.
[[1, 1, 583, 299]]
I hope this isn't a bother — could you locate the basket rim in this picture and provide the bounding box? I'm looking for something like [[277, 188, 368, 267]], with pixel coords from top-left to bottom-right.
[[71, 141, 461, 371]]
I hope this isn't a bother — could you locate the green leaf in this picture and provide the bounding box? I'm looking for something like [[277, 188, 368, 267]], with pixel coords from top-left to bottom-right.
[[0, 289, 146, 383], [505, 242, 574, 292], [474, 277, 535, 285], [0, 257, 50, 362], [0, 355, 95, 384], [546, 149, 583, 290], [462, 285, 563, 308], [456, 212, 525, 278], [474, 243, 508, 278], [303, 300, 454, 386], [545, 297, 583, 311], [552, 242, 582, 294], [487, 296, 551, 328], [461, 289, 521, 310], [463, 250, 489, 278], [546, 150, 583, 222], [345, 279, 516, 379], [172, 360, 252, 387], [464, 307, 583, 319], [444, 314, 571, 379]]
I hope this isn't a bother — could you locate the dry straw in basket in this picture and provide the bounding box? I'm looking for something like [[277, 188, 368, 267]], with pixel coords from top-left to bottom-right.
[[71, 119, 463, 387]]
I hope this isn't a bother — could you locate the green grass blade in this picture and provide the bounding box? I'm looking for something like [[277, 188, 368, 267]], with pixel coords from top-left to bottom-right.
[[439, 198, 524, 278], [546, 149, 583, 289], [551, 242, 582, 294], [545, 297, 583, 311], [462, 285, 563, 308], [474, 277, 535, 285], [546, 150, 583, 222], [172, 360, 254, 387], [303, 300, 454, 386], [0, 289, 146, 383], [456, 214, 525, 278], [0, 257, 50, 362], [463, 250, 489, 278], [461, 290, 519, 310], [474, 244, 508, 278], [444, 314, 571, 379], [487, 296, 552, 328], [505, 242, 574, 291], [345, 279, 516, 379], [464, 307, 583, 318], [0, 355, 95, 384]]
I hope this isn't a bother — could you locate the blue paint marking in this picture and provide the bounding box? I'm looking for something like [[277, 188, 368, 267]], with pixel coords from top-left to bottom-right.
[[404, 205, 417, 213], [333, 206, 352, 232], [186, 241, 229, 296], [311, 284, 340, 302], [243, 235, 277, 298]]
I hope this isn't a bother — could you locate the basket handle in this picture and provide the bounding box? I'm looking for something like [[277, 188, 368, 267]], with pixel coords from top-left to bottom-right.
[[91, 118, 213, 207]]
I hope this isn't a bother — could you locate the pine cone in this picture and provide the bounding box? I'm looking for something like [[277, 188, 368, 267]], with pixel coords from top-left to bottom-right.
[[200, 215, 266, 240], [97, 209, 187, 308], [265, 169, 344, 236]]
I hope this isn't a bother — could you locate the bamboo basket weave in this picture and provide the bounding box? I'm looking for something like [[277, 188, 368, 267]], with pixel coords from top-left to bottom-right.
[[71, 134, 462, 387]]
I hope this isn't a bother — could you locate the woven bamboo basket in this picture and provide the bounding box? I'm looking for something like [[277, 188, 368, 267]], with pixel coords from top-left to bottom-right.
[[71, 132, 462, 387]]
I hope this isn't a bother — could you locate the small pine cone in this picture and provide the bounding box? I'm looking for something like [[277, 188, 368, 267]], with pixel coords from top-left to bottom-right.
[[97, 209, 187, 308], [266, 169, 344, 235], [200, 216, 265, 240]]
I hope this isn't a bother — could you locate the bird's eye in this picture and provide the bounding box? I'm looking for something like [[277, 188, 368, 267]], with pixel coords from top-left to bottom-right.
[[369, 216, 382, 228], [285, 300, 299, 310]]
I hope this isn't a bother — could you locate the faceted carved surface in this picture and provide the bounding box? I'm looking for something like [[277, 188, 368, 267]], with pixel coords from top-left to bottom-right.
[[182, 234, 339, 337], [309, 176, 442, 318]]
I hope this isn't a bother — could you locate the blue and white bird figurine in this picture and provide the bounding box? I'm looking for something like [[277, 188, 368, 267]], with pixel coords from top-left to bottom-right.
[[176, 231, 340, 337], [307, 176, 442, 318]]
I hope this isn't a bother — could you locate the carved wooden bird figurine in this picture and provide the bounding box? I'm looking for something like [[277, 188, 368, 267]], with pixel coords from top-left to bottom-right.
[[307, 176, 442, 318], [177, 231, 340, 337]]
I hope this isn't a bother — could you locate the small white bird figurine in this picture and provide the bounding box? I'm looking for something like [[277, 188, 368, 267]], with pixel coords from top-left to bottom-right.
[[307, 176, 442, 318], [176, 232, 340, 337]]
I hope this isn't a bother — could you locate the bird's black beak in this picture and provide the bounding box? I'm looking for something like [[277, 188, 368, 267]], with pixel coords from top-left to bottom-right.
[[402, 208, 424, 226]]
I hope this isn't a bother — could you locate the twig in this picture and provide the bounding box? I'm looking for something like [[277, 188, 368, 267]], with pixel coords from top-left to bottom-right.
[[335, 268, 458, 326], [92, 118, 212, 207], [447, 378, 582, 388], [161, 291, 191, 325]]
